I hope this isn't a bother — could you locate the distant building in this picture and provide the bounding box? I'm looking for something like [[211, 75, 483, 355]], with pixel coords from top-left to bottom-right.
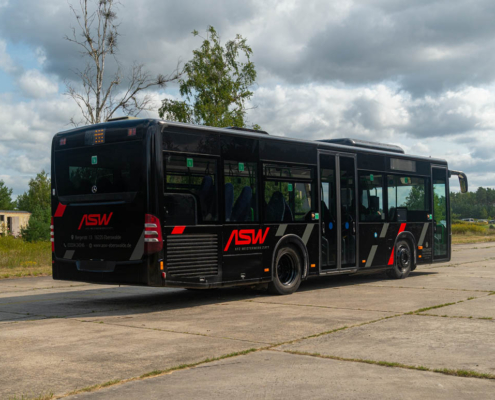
[[0, 210, 31, 237]]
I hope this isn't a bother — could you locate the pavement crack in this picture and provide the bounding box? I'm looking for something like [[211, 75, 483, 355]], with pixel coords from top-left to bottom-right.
[[275, 350, 495, 381], [243, 299, 393, 313], [359, 284, 493, 293], [415, 313, 494, 321], [69, 317, 273, 346], [52, 348, 266, 399]]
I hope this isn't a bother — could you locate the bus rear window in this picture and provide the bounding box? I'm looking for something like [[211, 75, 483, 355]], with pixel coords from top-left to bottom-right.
[[55, 142, 142, 196]]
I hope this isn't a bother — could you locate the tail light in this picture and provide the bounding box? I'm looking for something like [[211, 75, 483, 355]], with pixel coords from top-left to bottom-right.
[[50, 217, 54, 252], [144, 214, 163, 254]]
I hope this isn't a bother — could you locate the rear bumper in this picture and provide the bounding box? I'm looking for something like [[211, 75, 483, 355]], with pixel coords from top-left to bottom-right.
[[52, 256, 157, 286]]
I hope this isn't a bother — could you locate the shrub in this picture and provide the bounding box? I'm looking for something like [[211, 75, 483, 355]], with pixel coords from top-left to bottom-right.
[[451, 224, 485, 235], [21, 206, 50, 242]]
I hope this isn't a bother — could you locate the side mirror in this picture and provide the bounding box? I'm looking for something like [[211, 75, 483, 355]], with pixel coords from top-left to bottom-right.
[[449, 170, 468, 193]]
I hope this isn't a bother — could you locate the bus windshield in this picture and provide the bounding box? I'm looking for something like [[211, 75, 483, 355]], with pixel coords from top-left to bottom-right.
[[55, 141, 142, 196]]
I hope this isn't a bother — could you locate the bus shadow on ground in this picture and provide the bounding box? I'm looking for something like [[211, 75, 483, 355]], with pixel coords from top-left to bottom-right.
[[0, 270, 438, 323]]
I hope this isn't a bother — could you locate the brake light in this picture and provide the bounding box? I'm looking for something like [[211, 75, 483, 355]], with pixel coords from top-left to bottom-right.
[[144, 214, 163, 254], [50, 217, 54, 252]]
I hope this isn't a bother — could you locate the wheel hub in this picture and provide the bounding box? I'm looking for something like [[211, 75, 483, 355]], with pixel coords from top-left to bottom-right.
[[397, 246, 411, 271], [277, 253, 297, 286]]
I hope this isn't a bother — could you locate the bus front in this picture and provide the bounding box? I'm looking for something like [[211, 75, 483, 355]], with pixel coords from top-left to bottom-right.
[[51, 119, 163, 286]]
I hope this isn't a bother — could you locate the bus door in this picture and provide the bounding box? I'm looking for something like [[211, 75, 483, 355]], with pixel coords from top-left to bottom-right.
[[432, 166, 450, 261], [319, 151, 358, 271]]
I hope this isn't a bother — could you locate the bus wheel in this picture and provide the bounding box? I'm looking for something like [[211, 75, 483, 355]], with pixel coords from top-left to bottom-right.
[[269, 245, 302, 295], [386, 240, 412, 279]]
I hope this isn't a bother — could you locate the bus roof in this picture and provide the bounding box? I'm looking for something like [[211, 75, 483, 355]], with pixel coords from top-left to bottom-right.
[[55, 118, 448, 165]]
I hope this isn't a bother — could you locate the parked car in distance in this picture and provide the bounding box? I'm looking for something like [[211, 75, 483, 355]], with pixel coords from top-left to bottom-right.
[[477, 219, 488, 224], [489, 220, 495, 224], [462, 218, 475, 222]]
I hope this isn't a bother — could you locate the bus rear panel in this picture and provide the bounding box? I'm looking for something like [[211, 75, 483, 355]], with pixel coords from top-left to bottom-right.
[[51, 120, 163, 286]]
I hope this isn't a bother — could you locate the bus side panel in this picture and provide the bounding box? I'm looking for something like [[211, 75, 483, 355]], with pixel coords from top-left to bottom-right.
[[358, 222, 433, 269], [163, 221, 318, 288], [253, 223, 318, 279], [163, 225, 224, 287]]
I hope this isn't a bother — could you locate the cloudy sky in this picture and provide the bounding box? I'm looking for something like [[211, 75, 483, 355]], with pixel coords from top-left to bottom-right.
[[1, 0, 494, 197]]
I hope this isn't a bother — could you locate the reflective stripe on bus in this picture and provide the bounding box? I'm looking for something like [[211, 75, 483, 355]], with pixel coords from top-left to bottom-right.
[[171, 226, 186, 235], [387, 223, 406, 265], [54, 202, 66, 217]]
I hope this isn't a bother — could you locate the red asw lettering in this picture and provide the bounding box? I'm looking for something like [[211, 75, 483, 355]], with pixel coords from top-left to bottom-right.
[[224, 228, 270, 252], [78, 212, 113, 230]]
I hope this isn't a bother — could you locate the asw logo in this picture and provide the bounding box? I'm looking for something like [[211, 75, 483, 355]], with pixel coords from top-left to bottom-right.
[[224, 228, 270, 252], [78, 213, 113, 230]]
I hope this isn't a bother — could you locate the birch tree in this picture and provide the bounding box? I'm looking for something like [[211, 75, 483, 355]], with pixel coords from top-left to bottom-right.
[[65, 0, 180, 125]]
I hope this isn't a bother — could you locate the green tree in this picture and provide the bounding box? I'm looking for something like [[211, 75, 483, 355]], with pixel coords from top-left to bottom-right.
[[16, 171, 51, 213], [159, 26, 259, 129], [433, 192, 446, 221], [21, 206, 51, 242], [404, 185, 425, 210], [0, 180, 15, 210]]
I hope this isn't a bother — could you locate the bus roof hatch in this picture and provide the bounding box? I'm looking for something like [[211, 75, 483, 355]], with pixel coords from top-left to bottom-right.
[[319, 138, 405, 154]]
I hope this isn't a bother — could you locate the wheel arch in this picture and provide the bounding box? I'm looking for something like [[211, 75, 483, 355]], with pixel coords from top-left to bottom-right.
[[271, 234, 309, 280], [394, 231, 417, 267]]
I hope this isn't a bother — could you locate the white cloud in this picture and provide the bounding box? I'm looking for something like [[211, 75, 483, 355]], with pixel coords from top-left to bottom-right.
[[35, 47, 47, 66], [248, 83, 495, 190], [0, 39, 16, 73], [18, 69, 58, 98], [0, 92, 79, 195]]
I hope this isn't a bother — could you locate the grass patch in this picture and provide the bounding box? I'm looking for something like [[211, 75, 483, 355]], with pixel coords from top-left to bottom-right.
[[452, 235, 495, 244], [452, 225, 495, 244], [282, 350, 495, 380], [0, 236, 51, 279], [408, 302, 458, 314], [433, 368, 495, 379], [416, 313, 493, 321]]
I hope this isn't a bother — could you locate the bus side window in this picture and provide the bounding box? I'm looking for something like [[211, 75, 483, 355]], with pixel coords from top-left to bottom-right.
[[358, 173, 385, 222], [263, 164, 315, 223], [164, 154, 218, 223], [223, 161, 258, 222], [386, 175, 430, 222]]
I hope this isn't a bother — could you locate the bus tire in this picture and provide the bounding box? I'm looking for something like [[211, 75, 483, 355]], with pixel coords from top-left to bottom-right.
[[386, 240, 412, 279], [268, 245, 302, 295]]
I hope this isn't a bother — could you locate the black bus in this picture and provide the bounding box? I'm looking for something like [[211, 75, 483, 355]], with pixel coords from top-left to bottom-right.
[[51, 118, 468, 295]]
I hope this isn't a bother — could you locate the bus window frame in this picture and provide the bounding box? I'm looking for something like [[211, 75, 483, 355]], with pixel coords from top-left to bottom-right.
[[163, 152, 221, 225], [222, 160, 260, 224], [384, 172, 432, 223], [261, 162, 316, 224]]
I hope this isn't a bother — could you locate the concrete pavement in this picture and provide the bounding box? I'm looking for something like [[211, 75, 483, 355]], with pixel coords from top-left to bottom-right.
[[1, 242, 494, 399]]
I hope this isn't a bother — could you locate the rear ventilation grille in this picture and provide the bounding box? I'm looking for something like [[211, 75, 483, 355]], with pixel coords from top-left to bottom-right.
[[166, 234, 219, 278]]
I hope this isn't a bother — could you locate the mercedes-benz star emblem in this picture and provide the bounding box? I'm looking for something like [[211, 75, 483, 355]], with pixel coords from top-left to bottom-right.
[[91, 185, 97, 194]]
